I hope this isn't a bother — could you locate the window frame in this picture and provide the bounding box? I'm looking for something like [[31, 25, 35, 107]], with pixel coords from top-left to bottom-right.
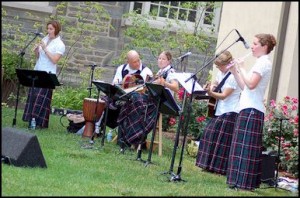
[[125, 1, 221, 33]]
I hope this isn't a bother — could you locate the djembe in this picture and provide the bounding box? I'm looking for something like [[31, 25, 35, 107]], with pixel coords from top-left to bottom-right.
[[82, 98, 106, 138]]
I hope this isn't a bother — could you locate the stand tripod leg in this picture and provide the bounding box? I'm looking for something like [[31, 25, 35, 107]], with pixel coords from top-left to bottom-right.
[[144, 98, 161, 167], [170, 86, 193, 182]]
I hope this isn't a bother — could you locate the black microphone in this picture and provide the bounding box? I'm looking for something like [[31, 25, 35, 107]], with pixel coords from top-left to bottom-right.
[[235, 29, 250, 49], [177, 52, 192, 59], [33, 32, 44, 38]]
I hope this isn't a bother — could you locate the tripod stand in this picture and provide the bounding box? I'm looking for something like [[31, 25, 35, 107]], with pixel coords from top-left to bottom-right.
[[15, 69, 61, 128], [12, 34, 40, 127], [143, 83, 180, 167], [262, 117, 290, 191]]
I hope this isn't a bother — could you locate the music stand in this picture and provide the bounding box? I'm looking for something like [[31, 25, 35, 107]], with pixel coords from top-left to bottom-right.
[[16, 68, 61, 128], [143, 83, 180, 167], [92, 81, 128, 147]]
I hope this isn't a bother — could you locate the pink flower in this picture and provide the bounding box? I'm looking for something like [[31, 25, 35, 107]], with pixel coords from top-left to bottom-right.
[[196, 116, 206, 123], [177, 87, 185, 101], [291, 97, 298, 104], [270, 99, 277, 107], [284, 96, 290, 101], [293, 129, 298, 137], [292, 105, 298, 111], [168, 117, 176, 126], [294, 115, 298, 124]]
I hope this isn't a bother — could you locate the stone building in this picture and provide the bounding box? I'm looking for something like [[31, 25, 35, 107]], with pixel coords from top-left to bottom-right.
[[2, 1, 298, 102], [2, 2, 220, 87]]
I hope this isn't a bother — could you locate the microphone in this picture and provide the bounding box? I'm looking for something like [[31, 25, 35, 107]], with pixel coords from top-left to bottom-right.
[[235, 29, 250, 49], [177, 52, 192, 59], [33, 32, 44, 38]]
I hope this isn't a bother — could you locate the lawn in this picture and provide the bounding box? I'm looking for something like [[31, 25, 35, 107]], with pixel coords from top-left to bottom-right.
[[1, 106, 297, 196]]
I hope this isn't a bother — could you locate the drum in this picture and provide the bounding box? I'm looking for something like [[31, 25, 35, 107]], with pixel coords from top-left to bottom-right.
[[82, 98, 106, 138]]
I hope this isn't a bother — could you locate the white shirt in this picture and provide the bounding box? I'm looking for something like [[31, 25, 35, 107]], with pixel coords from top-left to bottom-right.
[[238, 55, 272, 113], [112, 62, 153, 84], [34, 35, 65, 74], [215, 71, 241, 116], [157, 65, 177, 96]]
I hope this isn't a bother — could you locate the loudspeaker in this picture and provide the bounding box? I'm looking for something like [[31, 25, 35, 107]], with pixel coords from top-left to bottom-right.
[[261, 151, 276, 183], [1, 127, 47, 168]]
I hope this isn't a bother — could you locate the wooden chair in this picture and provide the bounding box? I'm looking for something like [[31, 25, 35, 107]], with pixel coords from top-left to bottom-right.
[[146, 113, 163, 156]]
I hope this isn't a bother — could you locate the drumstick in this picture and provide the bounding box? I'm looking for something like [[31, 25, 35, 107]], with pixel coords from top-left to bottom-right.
[[226, 52, 252, 69]]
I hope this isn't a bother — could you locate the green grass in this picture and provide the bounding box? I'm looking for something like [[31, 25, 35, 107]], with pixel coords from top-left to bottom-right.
[[1, 106, 297, 196]]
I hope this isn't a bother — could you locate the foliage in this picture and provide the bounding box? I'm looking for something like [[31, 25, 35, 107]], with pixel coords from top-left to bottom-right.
[[162, 114, 177, 132], [1, 9, 36, 78], [1, 49, 31, 81], [2, 2, 110, 85], [118, 2, 219, 72], [163, 88, 209, 139], [51, 71, 99, 110], [51, 2, 111, 78], [263, 96, 299, 178]]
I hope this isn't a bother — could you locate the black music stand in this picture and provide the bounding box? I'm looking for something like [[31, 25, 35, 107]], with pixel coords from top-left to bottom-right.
[[92, 81, 128, 147], [143, 83, 180, 167], [16, 68, 61, 128]]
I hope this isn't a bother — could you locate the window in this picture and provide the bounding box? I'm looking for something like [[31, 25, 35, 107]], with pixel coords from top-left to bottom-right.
[[127, 1, 221, 33]]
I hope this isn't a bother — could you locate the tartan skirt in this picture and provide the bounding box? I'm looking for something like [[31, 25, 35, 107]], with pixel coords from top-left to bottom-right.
[[22, 87, 53, 128], [195, 112, 237, 175], [226, 108, 264, 190], [117, 92, 158, 145]]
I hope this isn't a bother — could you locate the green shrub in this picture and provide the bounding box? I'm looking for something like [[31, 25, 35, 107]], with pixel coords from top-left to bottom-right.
[[263, 96, 299, 178], [51, 85, 98, 110]]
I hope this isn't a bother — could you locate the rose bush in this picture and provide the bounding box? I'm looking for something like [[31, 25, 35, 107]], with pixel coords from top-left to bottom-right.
[[263, 96, 298, 178], [176, 87, 209, 139]]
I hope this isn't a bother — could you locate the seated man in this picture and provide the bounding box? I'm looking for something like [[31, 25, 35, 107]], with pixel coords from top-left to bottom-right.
[[97, 50, 153, 143], [117, 51, 179, 152]]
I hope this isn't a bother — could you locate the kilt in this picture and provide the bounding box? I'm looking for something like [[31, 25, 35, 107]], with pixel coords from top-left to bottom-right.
[[226, 108, 264, 190], [117, 92, 157, 145], [22, 87, 53, 128], [196, 112, 237, 175]]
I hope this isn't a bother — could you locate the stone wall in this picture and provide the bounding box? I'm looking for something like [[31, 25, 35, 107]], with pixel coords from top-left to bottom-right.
[[2, 1, 215, 88]]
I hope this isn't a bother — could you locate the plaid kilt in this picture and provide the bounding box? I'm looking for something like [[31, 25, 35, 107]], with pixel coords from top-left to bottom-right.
[[196, 112, 237, 175], [22, 87, 53, 128], [226, 108, 264, 190], [117, 92, 157, 145]]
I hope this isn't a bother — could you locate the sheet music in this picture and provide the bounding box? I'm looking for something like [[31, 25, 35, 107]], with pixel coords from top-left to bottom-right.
[[171, 72, 204, 94]]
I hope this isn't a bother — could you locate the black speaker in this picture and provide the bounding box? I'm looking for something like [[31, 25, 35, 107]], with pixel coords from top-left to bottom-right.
[[261, 151, 276, 183], [1, 127, 47, 168]]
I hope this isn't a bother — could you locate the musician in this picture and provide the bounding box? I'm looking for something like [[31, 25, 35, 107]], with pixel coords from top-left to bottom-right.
[[22, 20, 65, 129], [93, 50, 153, 143], [117, 51, 179, 150], [226, 34, 277, 191], [195, 50, 241, 175], [112, 50, 153, 85]]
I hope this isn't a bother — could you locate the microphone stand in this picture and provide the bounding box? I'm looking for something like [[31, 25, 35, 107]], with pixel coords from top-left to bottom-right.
[[12, 34, 39, 127], [169, 38, 241, 182], [86, 64, 97, 98], [160, 88, 187, 180]]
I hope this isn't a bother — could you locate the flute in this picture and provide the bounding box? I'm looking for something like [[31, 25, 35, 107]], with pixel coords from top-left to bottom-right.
[[226, 52, 252, 69]]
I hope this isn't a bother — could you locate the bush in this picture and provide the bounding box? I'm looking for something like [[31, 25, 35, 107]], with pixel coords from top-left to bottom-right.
[[51, 85, 98, 111], [263, 96, 299, 178], [165, 87, 209, 139], [2, 49, 31, 81]]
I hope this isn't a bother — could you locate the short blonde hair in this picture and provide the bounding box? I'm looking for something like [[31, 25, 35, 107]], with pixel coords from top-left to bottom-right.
[[214, 51, 233, 66]]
